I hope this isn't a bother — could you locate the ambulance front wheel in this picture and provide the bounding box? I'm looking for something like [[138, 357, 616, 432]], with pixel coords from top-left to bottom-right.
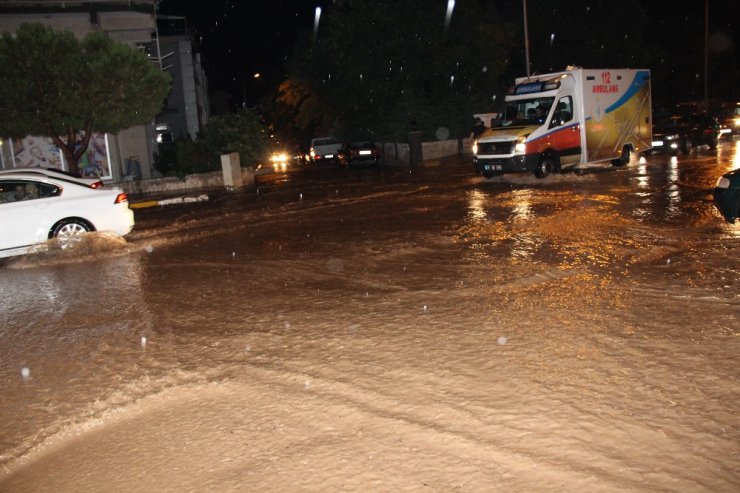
[[534, 155, 556, 179]]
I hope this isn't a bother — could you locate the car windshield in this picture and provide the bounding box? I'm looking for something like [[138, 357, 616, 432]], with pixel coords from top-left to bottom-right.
[[493, 97, 555, 127]]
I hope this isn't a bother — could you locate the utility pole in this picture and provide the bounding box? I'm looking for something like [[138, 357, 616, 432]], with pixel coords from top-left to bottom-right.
[[523, 0, 531, 77], [704, 0, 709, 111]]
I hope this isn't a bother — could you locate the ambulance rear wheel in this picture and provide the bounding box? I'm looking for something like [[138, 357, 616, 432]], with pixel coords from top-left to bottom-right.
[[611, 146, 631, 166], [534, 155, 555, 179]]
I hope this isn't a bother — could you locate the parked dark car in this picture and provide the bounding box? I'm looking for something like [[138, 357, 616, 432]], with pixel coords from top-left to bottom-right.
[[338, 140, 380, 167], [651, 114, 721, 155], [713, 168, 740, 222]]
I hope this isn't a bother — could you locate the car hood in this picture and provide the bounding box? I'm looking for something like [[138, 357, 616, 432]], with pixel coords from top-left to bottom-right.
[[477, 125, 538, 142]]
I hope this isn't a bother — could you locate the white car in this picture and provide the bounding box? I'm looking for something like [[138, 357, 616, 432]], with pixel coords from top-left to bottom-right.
[[0, 167, 104, 189], [0, 173, 134, 258]]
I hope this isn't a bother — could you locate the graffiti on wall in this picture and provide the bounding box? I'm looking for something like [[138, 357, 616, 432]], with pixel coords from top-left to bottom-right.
[[1, 133, 111, 179]]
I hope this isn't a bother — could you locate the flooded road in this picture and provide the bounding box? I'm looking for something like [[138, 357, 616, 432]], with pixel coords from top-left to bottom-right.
[[1, 143, 739, 492]]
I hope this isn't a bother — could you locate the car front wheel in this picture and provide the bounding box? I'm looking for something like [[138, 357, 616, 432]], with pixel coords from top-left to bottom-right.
[[535, 155, 556, 178], [50, 219, 93, 239]]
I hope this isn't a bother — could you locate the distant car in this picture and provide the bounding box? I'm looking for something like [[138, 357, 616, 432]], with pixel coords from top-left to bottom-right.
[[717, 102, 739, 137], [651, 114, 721, 155], [0, 167, 104, 189], [0, 173, 134, 258], [269, 151, 291, 172], [309, 137, 342, 165], [338, 140, 380, 167], [713, 168, 740, 222]]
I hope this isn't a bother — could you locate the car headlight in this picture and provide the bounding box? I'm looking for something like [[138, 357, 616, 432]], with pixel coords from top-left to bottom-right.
[[734, 117, 740, 128], [715, 176, 730, 188], [514, 136, 527, 154], [472, 141, 478, 155], [665, 134, 679, 141], [270, 153, 288, 163]]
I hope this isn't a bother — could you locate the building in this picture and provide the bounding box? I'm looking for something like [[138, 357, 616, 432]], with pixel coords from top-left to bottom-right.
[[155, 15, 210, 144], [0, 0, 209, 182]]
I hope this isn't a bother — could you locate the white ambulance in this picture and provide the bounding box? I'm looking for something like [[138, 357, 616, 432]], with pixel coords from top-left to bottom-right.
[[473, 67, 652, 178]]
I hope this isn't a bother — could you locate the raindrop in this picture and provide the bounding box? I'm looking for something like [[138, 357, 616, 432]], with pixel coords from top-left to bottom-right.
[[423, 305, 428, 311], [304, 380, 311, 390], [141, 336, 147, 347], [232, 252, 236, 258], [145, 245, 153, 253], [497, 336, 507, 345], [313, 6, 322, 42], [20, 367, 31, 380]]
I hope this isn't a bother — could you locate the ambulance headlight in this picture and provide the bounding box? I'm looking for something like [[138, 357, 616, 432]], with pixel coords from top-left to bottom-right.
[[716, 176, 730, 189], [514, 136, 527, 154]]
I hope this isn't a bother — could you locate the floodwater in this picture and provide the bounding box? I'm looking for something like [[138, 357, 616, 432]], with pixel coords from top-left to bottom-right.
[[1, 144, 738, 492]]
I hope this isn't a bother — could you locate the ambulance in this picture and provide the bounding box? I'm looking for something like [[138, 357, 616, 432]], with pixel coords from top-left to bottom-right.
[[473, 67, 652, 178]]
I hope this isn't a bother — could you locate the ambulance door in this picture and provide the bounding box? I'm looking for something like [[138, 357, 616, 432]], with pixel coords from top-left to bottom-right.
[[548, 95, 581, 167]]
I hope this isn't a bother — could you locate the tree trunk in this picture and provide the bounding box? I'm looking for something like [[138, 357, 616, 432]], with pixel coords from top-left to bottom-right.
[[60, 145, 80, 175], [48, 125, 93, 176]]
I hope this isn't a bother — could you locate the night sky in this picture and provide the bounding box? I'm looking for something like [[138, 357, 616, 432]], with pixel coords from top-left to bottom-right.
[[158, 1, 737, 110], [158, 0, 321, 108]]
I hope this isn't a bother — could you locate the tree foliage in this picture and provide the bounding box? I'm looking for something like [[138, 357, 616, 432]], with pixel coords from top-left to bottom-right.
[[0, 23, 171, 173], [196, 108, 268, 168], [155, 108, 268, 176]]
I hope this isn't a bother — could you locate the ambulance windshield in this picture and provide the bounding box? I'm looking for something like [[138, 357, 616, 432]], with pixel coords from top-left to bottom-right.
[[493, 97, 555, 127]]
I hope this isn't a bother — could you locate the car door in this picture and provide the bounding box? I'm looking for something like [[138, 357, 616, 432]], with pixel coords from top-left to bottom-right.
[[0, 179, 60, 252]]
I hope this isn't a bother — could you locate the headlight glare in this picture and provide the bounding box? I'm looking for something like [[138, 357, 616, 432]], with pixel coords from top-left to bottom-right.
[[514, 137, 527, 154]]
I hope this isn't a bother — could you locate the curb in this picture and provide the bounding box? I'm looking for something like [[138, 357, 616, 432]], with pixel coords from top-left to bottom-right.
[[130, 193, 209, 209]]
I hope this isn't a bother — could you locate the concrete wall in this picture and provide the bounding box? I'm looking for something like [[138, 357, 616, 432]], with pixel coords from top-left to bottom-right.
[[380, 138, 464, 166], [121, 168, 256, 196], [0, 12, 94, 37]]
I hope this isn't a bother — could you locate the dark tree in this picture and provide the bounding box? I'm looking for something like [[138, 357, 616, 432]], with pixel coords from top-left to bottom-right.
[[0, 23, 171, 174], [282, 0, 517, 141]]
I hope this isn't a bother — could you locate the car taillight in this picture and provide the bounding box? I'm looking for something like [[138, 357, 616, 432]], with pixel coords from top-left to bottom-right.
[[90, 181, 104, 189], [114, 193, 128, 204]]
